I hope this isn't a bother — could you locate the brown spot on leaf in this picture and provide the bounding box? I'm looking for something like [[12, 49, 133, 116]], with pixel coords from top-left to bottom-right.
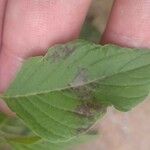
[[51, 51, 61, 61], [76, 101, 105, 133], [62, 46, 76, 57], [71, 85, 93, 100], [76, 100, 102, 119], [76, 101, 101, 117], [48, 45, 76, 62]]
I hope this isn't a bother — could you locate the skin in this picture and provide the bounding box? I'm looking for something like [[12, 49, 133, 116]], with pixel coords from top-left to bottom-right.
[[0, 0, 150, 115]]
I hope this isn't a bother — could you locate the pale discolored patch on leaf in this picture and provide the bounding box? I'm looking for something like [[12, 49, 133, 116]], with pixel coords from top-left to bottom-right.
[[71, 68, 89, 87]]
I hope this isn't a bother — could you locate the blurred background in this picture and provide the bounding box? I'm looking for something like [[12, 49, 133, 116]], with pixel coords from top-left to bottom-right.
[[75, 0, 150, 150]]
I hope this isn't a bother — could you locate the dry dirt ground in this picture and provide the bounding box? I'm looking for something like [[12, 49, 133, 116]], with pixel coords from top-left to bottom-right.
[[75, 0, 150, 150]]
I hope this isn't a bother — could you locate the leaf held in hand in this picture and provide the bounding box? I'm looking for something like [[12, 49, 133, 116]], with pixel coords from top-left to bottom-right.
[[3, 40, 150, 142]]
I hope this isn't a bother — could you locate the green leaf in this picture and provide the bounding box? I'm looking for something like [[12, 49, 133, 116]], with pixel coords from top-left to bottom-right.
[[1, 117, 30, 136], [0, 112, 6, 124], [1, 106, 97, 149], [6, 136, 41, 144], [6, 124, 98, 150], [3, 40, 150, 142], [10, 134, 97, 150], [80, 20, 100, 43], [0, 115, 44, 149], [0, 115, 35, 149]]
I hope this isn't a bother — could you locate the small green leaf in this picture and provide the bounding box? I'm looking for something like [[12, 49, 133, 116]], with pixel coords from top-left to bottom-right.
[[3, 40, 150, 142]]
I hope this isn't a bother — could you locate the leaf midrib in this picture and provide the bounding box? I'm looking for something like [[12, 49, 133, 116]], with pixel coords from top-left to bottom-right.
[[3, 62, 150, 99]]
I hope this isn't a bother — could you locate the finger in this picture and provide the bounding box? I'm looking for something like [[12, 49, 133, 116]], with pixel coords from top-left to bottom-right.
[[0, 99, 15, 116], [0, 0, 9, 115], [0, 0, 92, 92], [101, 0, 150, 48], [0, 0, 7, 48]]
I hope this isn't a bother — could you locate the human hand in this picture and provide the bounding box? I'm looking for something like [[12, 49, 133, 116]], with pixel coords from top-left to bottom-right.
[[0, 0, 92, 115], [0, 0, 150, 116]]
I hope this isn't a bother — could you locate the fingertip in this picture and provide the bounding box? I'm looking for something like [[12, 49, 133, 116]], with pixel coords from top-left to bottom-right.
[[0, 99, 16, 117], [101, 0, 150, 48], [0, 48, 23, 93], [0, 49, 22, 116]]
